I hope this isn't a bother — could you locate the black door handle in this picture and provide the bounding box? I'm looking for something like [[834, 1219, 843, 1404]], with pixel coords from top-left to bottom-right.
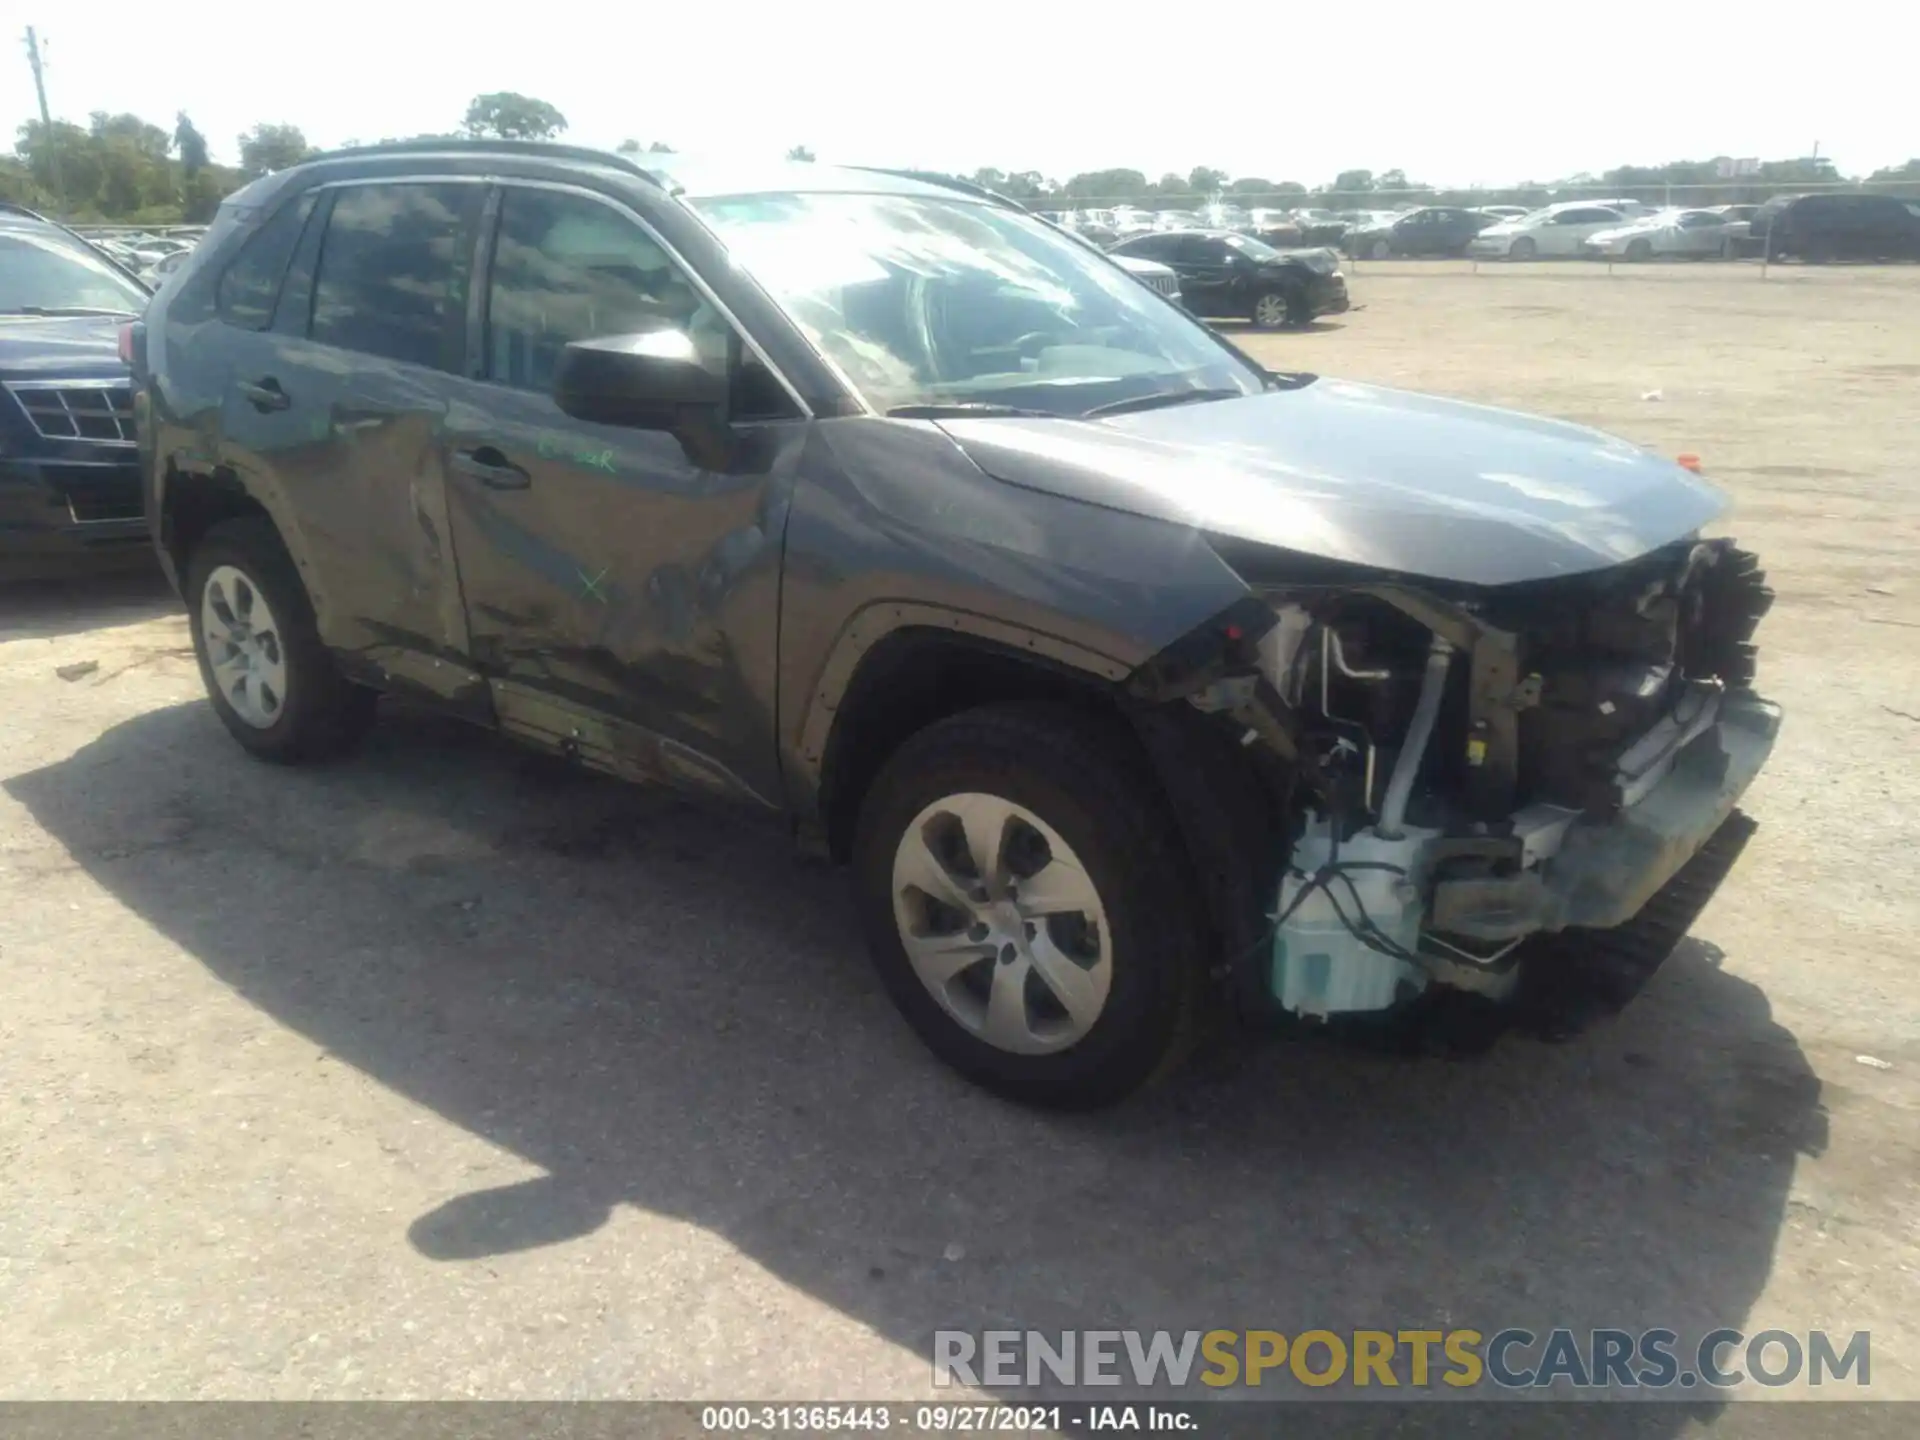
[[451, 446, 531, 490], [238, 378, 290, 412]]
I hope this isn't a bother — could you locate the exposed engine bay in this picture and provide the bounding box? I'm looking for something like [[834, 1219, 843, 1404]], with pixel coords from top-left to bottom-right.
[[1165, 535, 1781, 1021]]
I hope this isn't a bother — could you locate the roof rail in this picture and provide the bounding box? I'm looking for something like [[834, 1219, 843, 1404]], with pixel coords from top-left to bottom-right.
[[307, 137, 667, 187], [847, 167, 1029, 214]]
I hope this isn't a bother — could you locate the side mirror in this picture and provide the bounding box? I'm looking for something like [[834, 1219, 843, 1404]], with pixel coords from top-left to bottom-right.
[[552, 329, 727, 430]]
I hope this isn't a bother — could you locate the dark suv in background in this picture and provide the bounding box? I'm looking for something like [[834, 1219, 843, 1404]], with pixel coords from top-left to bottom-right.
[[1108, 229, 1348, 328], [1, 203, 151, 579], [133, 141, 1778, 1108], [1753, 193, 1920, 262]]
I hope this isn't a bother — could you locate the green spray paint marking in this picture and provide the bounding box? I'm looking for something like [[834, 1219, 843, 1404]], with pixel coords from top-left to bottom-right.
[[537, 435, 618, 474], [577, 567, 610, 604]]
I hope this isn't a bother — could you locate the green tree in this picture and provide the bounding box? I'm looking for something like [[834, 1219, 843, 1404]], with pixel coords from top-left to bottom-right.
[[1187, 166, 1227, 196], [238, 123, 316, 179], [1330, 169, 1374, 196], [1060, 168, 1148, 203], [786, 144, 816, 162], [1870, 158, 1920, 180], [461, 93, 567, 141], [16, 121, 104, 212], [175, 113, 210, 177]]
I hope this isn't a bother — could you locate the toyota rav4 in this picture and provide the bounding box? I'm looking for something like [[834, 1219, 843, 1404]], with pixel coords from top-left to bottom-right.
[[132, 142, 1780, 1107]]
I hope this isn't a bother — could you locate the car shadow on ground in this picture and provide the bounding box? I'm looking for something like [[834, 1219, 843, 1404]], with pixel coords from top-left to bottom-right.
[[7, 699, 1829, 1421], [0, 564, 177, 642], [1213, 319, 1347, 336]]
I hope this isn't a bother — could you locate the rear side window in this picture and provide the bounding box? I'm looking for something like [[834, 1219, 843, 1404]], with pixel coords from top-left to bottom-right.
[[1119, 234, 1178, 262], [216, 193, 316, 330], [308, 183, 482, 370]]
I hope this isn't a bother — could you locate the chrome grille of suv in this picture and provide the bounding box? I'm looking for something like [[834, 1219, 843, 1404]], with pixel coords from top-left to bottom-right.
[[6, 381, 136, 445], [1147, 272, 1180, 298]]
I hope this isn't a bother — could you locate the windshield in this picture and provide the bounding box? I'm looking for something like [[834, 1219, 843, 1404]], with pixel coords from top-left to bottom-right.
[[1223, 233, 1284, 261], [0, 229, 148, 314], [692, 192, 1264, 416]]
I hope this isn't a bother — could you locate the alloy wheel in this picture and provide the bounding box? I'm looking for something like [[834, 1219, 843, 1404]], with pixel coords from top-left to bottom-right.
[[1254, 291, 1292, 328], [200, 563, 289, 729]]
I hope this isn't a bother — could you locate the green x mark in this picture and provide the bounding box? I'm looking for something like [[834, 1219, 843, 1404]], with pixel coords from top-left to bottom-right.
[[577, 567, 609, 603]]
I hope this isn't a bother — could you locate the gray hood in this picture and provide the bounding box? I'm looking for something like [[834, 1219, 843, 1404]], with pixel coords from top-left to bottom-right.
[[936, 379, 1728, 587]]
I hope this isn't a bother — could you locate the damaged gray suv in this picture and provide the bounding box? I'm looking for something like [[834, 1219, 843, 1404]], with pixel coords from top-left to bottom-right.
[[132, 142, 1780, 1107]]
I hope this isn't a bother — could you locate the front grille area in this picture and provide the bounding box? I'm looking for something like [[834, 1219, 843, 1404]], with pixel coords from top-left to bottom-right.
[[1147, 272, 1181, 298], [6, 382, 136, 445], [40, 461, 144, 524]]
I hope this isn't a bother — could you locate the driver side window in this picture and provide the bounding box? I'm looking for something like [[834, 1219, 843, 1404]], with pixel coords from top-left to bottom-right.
[[484, 187, 797, 419]]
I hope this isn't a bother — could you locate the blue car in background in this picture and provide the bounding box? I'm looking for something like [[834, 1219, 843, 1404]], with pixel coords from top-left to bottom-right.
[[0, 202, 152, 580]]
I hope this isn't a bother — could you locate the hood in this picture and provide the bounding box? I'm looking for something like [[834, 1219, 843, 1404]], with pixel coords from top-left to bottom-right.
[[934, 379, 1728, 587], [1475, 221, 1526, 238], [0, 314, 129, 381]]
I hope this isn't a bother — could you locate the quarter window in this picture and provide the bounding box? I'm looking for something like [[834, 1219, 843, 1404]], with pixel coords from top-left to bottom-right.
[[216, 193, 317, 330], [308, 183, 481, 370]]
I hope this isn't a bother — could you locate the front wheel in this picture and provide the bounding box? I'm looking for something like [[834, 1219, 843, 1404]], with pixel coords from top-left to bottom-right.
[[186, 517, 376, 763], [1368, 238, 1391, 260], [852, 704, 1205, 1108], [1251, 288, 1297, 330], [1509, 237, 1537, 261], [1626, 237, 1653, 262]]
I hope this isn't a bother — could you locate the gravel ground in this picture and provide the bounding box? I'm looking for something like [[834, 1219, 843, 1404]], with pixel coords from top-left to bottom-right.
[[2, 261, 1917, 1415]]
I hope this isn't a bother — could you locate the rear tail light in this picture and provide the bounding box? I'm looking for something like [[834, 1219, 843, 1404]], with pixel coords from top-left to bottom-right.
[[119, 321, 146, 373]]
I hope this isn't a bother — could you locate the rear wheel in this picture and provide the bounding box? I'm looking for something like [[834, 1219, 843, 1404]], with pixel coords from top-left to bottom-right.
[[186, 517, 376, 763], [1252, 288, 1296, 330], [852, 703, 1206, 1108]]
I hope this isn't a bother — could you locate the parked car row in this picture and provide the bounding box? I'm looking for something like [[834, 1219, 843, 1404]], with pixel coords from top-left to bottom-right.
[[69, 224, 207, 287], [1045, 193, 1920, 264]]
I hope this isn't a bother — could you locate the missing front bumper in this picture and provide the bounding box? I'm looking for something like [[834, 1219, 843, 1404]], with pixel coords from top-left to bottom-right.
[[1432, 690, 1781, 938], [1271, 690, 1781, 1018]]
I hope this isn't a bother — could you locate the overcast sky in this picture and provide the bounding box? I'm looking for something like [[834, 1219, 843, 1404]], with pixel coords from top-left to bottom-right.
[[8, 1, 1915, 185]]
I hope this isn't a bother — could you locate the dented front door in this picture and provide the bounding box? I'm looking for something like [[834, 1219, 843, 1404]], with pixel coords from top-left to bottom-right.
[[440, 182, 794, 811]]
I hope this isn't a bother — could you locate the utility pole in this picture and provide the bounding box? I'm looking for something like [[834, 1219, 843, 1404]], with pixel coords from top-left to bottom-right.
[[24, 27, 64, 210]]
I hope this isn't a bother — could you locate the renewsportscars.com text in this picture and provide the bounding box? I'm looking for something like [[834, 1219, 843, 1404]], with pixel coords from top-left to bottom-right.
[[933, 1328, 1871, 1391]]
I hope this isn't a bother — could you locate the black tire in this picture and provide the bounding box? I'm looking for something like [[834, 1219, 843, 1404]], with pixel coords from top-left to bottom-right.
[[185, 516, 376, 763], [1509, 237, 1537, 261], [1626, 237, 1653, 262], [851, 703, 1206, 1109]]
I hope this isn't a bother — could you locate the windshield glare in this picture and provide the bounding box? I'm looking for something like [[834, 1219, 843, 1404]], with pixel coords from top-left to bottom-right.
[[692, 192, 1263, 416], [0, 230, 147, 314], [1223, 233, 1283, 261]]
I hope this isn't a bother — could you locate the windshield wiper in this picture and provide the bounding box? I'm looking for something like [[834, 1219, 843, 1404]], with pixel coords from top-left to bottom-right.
[[886, 402, 1058, 419], [1081, 387, 1245, 418], [0, 306, 140, 318]]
